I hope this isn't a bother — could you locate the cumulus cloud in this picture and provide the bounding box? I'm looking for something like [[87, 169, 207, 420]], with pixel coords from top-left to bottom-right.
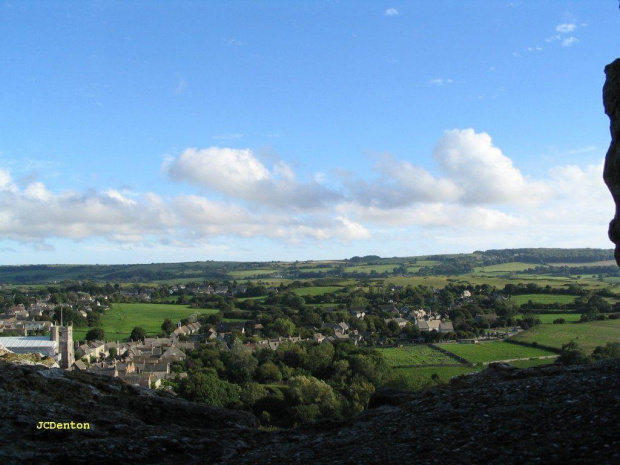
[[164, 147, 340, 210], [348, 154, 462, 208], [429, 78, 454, 86], [385, 8, 399, 16], [0, 132, 611, 255], [433, 129, 550, 205], [0, 177, 366, 247], [556, 23, 576, 33], [0, 169, 17, 193], [336, 202, 525, 231], [562, 37, 579, 47]]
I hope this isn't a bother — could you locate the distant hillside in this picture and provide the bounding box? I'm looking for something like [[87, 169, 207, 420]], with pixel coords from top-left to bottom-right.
[[0, 248, 614, 284], [0, 261, 234, 284]]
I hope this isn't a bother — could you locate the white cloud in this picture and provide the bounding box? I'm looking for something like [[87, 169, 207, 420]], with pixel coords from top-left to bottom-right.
[[0, 176, 363, 247], [0, 132, 612, 257], [164, 147, 340, 209], [430, 78, 454, 86], [433, 129, 550, 205], [212, 133, 243, 140], [165, 146, 271, 193], [174, 76, 187, 94], [556, 23, 576, 33], [385, 8, 399, 16], [562, 37, 579, 47], [0, 169, 17, 193], [24, 182, 51, 201], [348, 154, 462, 208]]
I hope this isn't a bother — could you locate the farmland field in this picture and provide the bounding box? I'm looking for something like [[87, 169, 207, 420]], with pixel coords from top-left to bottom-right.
[[387, 356, 557, 391], [536, 313, 582, 324], [477, 262, 537, 273], [345, 264, 401, 273], [378, 345, 462, 367], [553, 260, 617, 267], [436, 341, 557, 364], [388, 365, 482, 391], [510, 294, 576, 306], [72, 303, 218, 342], [510, 319, 620, 353], [227, 268, 279, 278], [509, 358, 557, 368], [291, 286, 343, 296]]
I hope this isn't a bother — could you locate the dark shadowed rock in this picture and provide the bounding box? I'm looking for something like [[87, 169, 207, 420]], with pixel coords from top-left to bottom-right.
[[603, 58, 620, 265], [367, 386, 419, 409], [3, 359, 620, 464]]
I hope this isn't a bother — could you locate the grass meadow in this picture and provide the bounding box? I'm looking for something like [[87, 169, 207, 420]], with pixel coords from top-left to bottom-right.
[[510, 294, 577, 306], [291, 286, 343, 296], [387, 356, 557, 391], [378, 345, 462, 366], [436, 341, 557, 364], [510, 319, 620, 353], [73, 303, 219, 342], [535, 313, 582, 324]]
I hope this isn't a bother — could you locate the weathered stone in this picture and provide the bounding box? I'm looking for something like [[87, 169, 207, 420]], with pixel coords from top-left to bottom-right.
[[603, 58, 620, 264], [3, 359, 620, 464]]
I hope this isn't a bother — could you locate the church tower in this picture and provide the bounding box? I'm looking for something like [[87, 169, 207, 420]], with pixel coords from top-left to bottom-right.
[[51, 323, 75, 369]]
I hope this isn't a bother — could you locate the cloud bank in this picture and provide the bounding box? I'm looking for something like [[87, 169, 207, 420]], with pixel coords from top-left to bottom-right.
[[0, 129, 611, 254]]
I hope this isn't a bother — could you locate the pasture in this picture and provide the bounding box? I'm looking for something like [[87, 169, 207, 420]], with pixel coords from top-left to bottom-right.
[[387, 356, 557, 391], [227, 268, 279, 278], [345, 264, 401, 274], [388, 365, 482, 391], [510, 294, 576, 306], [378, 345, 462, 367], [510, 319, 620, 353], [476, 262, 537, 273], [73, 303, 218, 342], [436, 341, 558, 364], [291, 286, 343, 296], [535, 313, 582, 324]]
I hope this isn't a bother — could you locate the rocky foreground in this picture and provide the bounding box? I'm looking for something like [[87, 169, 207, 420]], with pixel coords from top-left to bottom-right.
[[1, 359, 620, 465]]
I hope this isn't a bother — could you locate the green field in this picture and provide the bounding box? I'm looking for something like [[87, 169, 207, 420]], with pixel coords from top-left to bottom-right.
[[553, 260, 617, 268], [387, 355, 557, 391], [344, 264, 401, 273], [477, 262, 537, 273], [536, 313, 582, 324], [436, 341, 557, 364], [509, 358, 557, 368], [378, 345, 462, 366], [510, 319, 620, 353], [511, 294, 577, 306], [73, 303, 218, 342], [227, 268, 279, 278], [291, 286, 343, 296], [388, 365, 482, 390]]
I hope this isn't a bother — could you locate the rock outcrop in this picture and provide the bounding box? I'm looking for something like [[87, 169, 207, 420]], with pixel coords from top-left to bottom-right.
[[2, 359, 620, 464], [603, 58, 620, 265]]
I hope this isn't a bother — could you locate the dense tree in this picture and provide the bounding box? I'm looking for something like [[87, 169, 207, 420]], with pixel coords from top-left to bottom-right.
[[273, 317, 296, 337], [161, 318, 175, 335], [256, 362, 282, 382], [85, 327, 104, 341], [591, 342, 620, 360], [178, 370, 241, 408], [557, 341, 590, 365], [129, 326, 147, 342]]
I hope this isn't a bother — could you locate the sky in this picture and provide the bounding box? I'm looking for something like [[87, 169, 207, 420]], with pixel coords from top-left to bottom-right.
[[1, 1, 620, 265]]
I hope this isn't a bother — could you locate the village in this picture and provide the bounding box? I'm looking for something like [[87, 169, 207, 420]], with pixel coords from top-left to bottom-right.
[[0, 290, 462, 392]]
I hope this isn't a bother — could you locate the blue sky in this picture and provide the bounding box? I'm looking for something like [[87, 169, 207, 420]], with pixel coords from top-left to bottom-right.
[[1, 1, 619, 264]]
